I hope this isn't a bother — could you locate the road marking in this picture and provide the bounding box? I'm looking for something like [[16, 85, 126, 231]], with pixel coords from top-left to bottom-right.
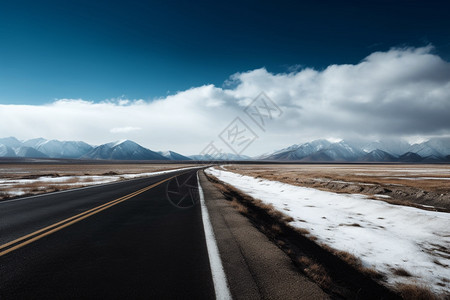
[[197, 172, 232, 300], [0, 166, 203, 204], [0, 175, 177, 257]]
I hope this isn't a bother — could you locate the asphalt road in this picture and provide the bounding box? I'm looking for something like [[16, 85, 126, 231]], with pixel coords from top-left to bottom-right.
[[0, 168, 215, 299]]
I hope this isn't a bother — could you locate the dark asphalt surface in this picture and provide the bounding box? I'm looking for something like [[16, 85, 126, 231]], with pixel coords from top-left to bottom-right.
[[0, 168, 215, 299]]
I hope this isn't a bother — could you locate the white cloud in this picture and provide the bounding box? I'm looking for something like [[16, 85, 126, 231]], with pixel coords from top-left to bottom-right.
[[1, 46, 449, 155], [110, 126, 142, 133]]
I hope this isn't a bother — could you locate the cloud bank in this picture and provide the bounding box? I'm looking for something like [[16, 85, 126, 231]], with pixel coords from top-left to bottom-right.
[[1, 46, 449, 155]]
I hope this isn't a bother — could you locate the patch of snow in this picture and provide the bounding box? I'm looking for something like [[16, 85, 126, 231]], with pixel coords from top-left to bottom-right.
[[206, 168, 450, 295], [374, 194, 391, 198], [4, 190, 26, 196], [0, 166, 200, 197]]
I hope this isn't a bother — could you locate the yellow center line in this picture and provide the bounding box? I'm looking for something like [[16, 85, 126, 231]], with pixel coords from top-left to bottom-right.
[[0, 174, 179, 257]]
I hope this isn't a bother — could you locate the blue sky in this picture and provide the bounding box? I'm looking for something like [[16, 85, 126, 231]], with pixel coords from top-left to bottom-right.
[[0, 1, 449, 154], [1, 0, 449, 104]]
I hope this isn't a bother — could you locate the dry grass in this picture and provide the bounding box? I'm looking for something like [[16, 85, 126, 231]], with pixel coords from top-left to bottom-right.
[[271, 223, 282, 234], [297, 256, 332, 288], [230, 198, 248, 214], [224, 164, 450, 211], [393, 268, 412, 277], [333, 249, 363, 268], [397, 283, 439, 300], [0, 163, 198, 201], [320, 245, 385, 280], [339, 223, 362, 227], [293, 227, 310, 235]]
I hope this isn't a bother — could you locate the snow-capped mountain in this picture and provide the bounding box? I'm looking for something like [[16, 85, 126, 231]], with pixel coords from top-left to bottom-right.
[[158, 151, 192, 161], [264, 140, 364, 161], [83, 140, 169, 160], [313, 140, 364, 161], [261, 139, 332, 160], [0, 137, 180, 160], [407, 137, 450, 158], [1, 136, 449, 162], [360, 139, 411, 156], [361, 149, 397, 162], [0, 144, 16, 157], [0, 137, 93, 158], [31, 140, 93, 158], [22, 138, 48, 148], [14, 146, 48, 158], [263, 138, 450, 162], [0, 137, 22, 148]]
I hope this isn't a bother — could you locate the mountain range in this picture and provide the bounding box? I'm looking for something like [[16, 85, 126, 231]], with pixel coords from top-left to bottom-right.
[[1, 136, 449, 162], [260, 138, 450, 162], [0, 137, 186, 161]]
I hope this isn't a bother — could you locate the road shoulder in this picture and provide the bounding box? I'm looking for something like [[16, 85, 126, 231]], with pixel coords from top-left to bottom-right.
[[199, 171, 329, 300]]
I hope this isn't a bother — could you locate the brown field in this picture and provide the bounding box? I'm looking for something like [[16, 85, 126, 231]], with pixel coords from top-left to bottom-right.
[[224, 164, 450, 211], [0, 163, 197, 179], [0, 163, 198, 201]]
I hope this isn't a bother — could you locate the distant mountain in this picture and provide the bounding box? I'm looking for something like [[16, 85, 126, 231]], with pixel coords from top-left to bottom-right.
[[83, 140, 169, 160], [313, 141, 364, 161], [264, 140, 364, 161], [407, 137, 450, 158], [159, 151, 192, 161], [360, 139, 411, 156], [1, 136, 449, 162], [361, 149, 397, 162], [0, 137, 22, 148], [22, 138, 48, 148], [262, 139, 332, 160], [0, 144, 16, 157], [421, 155, 444, 163], [189, 153, 251, 161], [0, 137, 92, 158], [32, 140, 93, 158], [15, 146, 48, 158], [398, 152, 423, 162], [263, 138, 450, 162], [0, 137, 183, 160]]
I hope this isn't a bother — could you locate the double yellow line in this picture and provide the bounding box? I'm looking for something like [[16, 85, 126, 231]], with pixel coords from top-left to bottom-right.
[[0, 175, 177, 257]]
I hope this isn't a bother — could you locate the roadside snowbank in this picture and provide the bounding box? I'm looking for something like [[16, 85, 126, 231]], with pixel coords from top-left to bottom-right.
[[206, 167, 450, 295]]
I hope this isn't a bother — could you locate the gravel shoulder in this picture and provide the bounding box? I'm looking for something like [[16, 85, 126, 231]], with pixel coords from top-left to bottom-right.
[[199, 171, 329, 300]]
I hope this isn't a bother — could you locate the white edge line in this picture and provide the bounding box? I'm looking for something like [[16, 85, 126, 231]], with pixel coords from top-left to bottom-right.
[[197, 171, 232, 300], [0, 166, 203, 204]]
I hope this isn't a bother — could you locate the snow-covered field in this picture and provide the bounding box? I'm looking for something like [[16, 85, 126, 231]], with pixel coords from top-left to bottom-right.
[[0, 166, 200, 198], [206, 167, 450, 295]]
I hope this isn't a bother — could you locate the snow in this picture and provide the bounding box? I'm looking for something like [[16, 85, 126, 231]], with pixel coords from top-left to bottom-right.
[[112, 139, 129, 147], [0, 166, 200, 197], [373, 194, 391, 198], [206, 167, 450, 295]]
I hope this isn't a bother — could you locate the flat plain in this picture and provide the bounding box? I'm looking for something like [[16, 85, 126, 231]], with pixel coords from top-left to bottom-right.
[[225, 164, 450, 210], [0, 163, 198, 201]]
